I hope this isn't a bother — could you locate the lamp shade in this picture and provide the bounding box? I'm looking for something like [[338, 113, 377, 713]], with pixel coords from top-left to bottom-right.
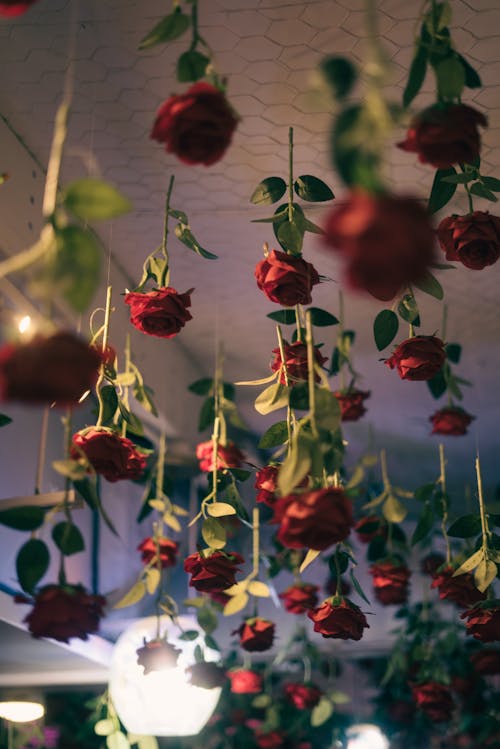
[[0, 701, 44, 723], [346, 724, 389, 749], [109, 615, 221, 737]]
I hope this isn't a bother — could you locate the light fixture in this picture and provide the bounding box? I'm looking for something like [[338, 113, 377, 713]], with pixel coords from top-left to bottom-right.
[[346, 723, 389, 749], [17, 314, 32, 334], [109, 615, 221, 737], [0, 701, 45, 723]]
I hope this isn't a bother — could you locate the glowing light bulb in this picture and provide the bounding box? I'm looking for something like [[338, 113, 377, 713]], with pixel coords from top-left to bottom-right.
[[346, 724, 389, 749], [0, 701, 45, 723], [18, 315, 32, 334]]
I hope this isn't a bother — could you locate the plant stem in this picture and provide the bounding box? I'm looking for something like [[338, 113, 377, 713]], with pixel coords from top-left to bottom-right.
[[190, 0, 200, 50], [334, 545, 343, 596], [288, 126, 294, 224], [161, 175, 175, 286], [157, 432, 166, 510], [211, 416, 220, 504], [338, 290, 346, 390], [475, 455, 490, 551], [277, 325, 293, 451], [380, 449, 390, 491], [121, 334, 131, 437], [441, 303, 448, 341], [252, 507, 260, 578], [295, 304, 302, 341], [305, 310, 318, 438], [439, 444, 451, 564], [95, 286, 113, 428], [43, 101, 69, 218], [34, 406, 50, 494]]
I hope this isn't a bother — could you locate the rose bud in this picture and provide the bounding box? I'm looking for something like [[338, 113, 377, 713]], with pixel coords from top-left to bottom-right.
[[20, 584, 106, 642], [279, 583, 319, 614], [186, 662, 226, 690], [233, 617, 275, 652], [307, 597, 369, 641], [271, 340, 327, 385], [335, 389, 370, 422], [71, 428, 146, 482], [411, 682, 454, 722], [385, 335, 446, 381], [124, 287, 193, 339], [431, 566, 486, 608], [370, 561, 411, 605], [255, 249, 320, 307], [437, 212, 500, 270], [397, 104, 487, 169], [255, 464, 280, 507], [470, 648, 500, 676], [323, 191, 435, 301], [284, 683, 322, 710], [196, 439, 244, 472], [0, 0, 38, 16], [461, 603, 500, 643], [151, 82, 237, 165], [227, 669, 263, 694], [421, 552, 446, 576], [255, 732, 284, 749], [136, 638, 181, 675], [430, 406, 475, 436], [137, 537, 178, 569], [0, 331, 102, 406], [273, 487, 353, 551], [354, 515, 386, 544], [184, 550, 244, 593]]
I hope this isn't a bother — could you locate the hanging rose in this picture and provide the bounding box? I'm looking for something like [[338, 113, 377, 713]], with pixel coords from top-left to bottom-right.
[[307, 597, 369, 640], [279, 583, 319, 614], [0, 332, 102, 406], [323, 191, 435, 302], [470, 648, 500, 676], [461, 603, 500, 643], [255, 464, 280, 506], [227, 669, 263, 694], [184, 550, 244, 593], [233, 617, 275, 652], [284, 683, 322, 710], [335, 388, 370, 422], [430, 406, 475, 436], [254, 249, 320, 306], [124, 287, 193, 339], [437, 212, 500, 270], [273, 487, 353, 551], [370, 561, 411, 605], [137, 537, 179, 569], [136, 638, 181, 675], [384, 336, 446, 381], [186, 662, 226, 689], [0, 0, 38, 16], [19, 584, 106, 642], [195, 439, 244, 472], [431, 566, 486, 608], [397, 104, 487, 169], [270, 340, 327, 385], [71, 428, 147, 482], [354, 515, 386, 544], [411, 682, 454, 722], [255, 732, 284, 749], [420, 552, 446, 575], [151, 82, 238, 166]]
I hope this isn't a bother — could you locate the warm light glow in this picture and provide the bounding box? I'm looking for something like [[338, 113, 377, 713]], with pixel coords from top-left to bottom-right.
[[18, 315, 32, 334], [78, 389, 91, 403], [109, 615, 221, 737], [0, 701, 45, 723], [346, 724, 389, 749]]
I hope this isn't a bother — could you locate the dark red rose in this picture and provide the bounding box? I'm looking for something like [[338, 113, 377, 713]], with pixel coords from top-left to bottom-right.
[[461, 604, 500, 643], [437, 212, 500, 270], [0, 0, 38, 16], [323, 191, 435, 301], [91, 343, 116, 369], [196, 439, 244, 472], [470, 648, 500, 675], [206, 590, 231, 607], [385, 335, 446, 381], [0, 332, 102, 406], [273, 487, 353, 551], [151, 82, 237, 166], [398, 104, 487, 169], [354, 515, 386, 544], [421, 552, 446, 575], [335, 389, 370, 422], [21, 584, 106, 643], [186, 662, 226, 689], [279, 583, 319, 614], [255, 464, 280, 507], [255, 249, 320, 306], [370, 561, 411, 605], [411, 682, 454, 722], [184, 550, 244, 593], [233, 617, 275, 652], [71, 428, 146, 482], [430, 406, 475, 436], [227, 669, 263, 694], [136, 638, 181, 674], [284, 683, 322, 710], [255, 732, 284, 749], [271, 341, 327, 385], [307, 597, 369, 640], [137, 537, 178, 569], [431, 566, 486, 608], [124, 287, 193, 338]]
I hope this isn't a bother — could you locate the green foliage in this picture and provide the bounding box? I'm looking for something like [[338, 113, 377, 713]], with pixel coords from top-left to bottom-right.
[[64, 179, 131, 222], [0, 413, 12, 427], [177, 49, 210, 82], [16, 538, 50, 593], [403, 28, 428, 107], [52, 521, 85, 556], [320, 55, 357, 100], [250, 177, 287, 205], [294, 175, 334, 202], [0, 505, 46, 531], [428, 168, 458, 213], [373, 310, 399, 351], [138, 9, 191, 50], [259, 421, 289, 449]]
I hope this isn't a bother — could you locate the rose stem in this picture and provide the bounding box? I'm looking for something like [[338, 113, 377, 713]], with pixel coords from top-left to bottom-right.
[[288, 126, 294, 225], [475, 454, 491, 554], [334, 545, 343, 597], [439, 444, 451, 564], [34, 406, 50, 494], [95, 285, 113, 428], [305, 310, 318, 439], [338, 290, 346, 391], [252, 507, 260, 579], [276, 325, 293, 450], [295, 304, 302, 342], [121, 334, 132, 437], [161, 175, 175, 287]]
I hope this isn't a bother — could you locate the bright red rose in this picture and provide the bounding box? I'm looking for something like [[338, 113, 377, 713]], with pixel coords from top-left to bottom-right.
[[323, 191, 435, 301], [370, 561, 411, 605], [354, 515, 386, 544], [196, 440, 244, 472], [431, 566, 486, 608], [184, 550, 244, 593], [124, 287, 193, 338], [71, 428, 146, 482], [279, 583, 319, 614], [430, 406, 475, 436], [271, 340, 327, 385], [284, 683, 322, 710], [470, 648, 500, 675], [136, 639, 181, 674], [437, 212, 500, 270], [151, 82, 238, 166], [255, 249, 320, 306], [0, 0, 37, 15], [385, 335, 446, 381], [255, 464, 280, 507], [233, 617, 275, 652], [307, 597, 369, 640], [398, 104, 487, 169], [255, 732, 284, 749], [461, 603, 500, 643], [186, 662, 226, 689], [335, 389, 370, 422], [227, 669, 263, 694], [273, 487, 353, 551], [412, 682, 454, 722], [0, 332, 102, 406], [21, 584, 106, 643], [137, 537, 178, 569]]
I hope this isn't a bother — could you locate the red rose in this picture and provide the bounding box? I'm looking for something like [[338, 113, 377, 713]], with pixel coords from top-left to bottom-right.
[[227, 669, 263, 694], [21, 584, 106, 643], [431, 566, 486, 608], [470, 648, 500, 675], [273, 487, 353, 551], [279, 583, 319, 614], [430, 406, 475, 436], [136, 639, 181, 674], [196, 440, 244, 472], [71, 428, 146, 482], [255, 249, 320, 306], [370, 561, 411, 605], [124, 287, 193, 338], [255, 732, 284, 749], [137, 537, 178, 569], [186, 662, 226, 689], [151, 82, 237, 166], [284, 683, 322, 710], [385, 335, 446, 381], [323, 191, 435, 301], [354, 515, 386, 544], [437, 212, 500, 270], [233, 617, 275, 652], [307, 597, 369, 640], [271, 340, 327, 385], [0, 332, 102, 406], [0, 0, 37, 15], [421, 552, 446, 575], [397, 104, 487, 169], [255, 464, 280, 507], [335, 389, 370, 422], [461, 603, 500, 643], [411, 682, 454, 722], [184, 550, 244, 593]]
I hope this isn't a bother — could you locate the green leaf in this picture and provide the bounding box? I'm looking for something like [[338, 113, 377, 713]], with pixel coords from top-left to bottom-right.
[[446, 343, 461, 364], [427, 368, 447, 399], [454, 549, 483, 576], [259, 421, 289, 449], [373, 309, 399, 351], [428, 167, 457, 213], [198, 607, 218, 635], [470, 182, 498, 202], [294, 175, 334, 202], [199, 397, 215, 432], [440, 173, 474, 184], [332, 104, 381, 190], [266, 309, 296, 324], [133, 382, 158, 417], [174, 223, 218, 259], [397, 293, 420, 326], [54, 226, 102, 313], [179, 630, 199, 641], [278, 430, 313, 496], [52, 521, 85, 556], [255, 382, 289, 415], [202, 518, 226, 550], [73, 478, 99, 510], [0, 506, 46, 531], [138, 10, 190, 50], [474, 558, 497, 593], [315, 388, 341, 432], [114, 581, 146, 609], [118, 401, 144, 436], [250, 177, 287, 205], [64, 179, 131, 221], [94, 719, 115, 737], [383, 494, 407, 523], [16, 539, 50, 594], [481, 176, 500, 192], [0, 413, 12, 427], [311, 697, 334, 727], [308, 307, 339, 327], [207, 502, 237, 518], [411, 505, 435, 546], [99, 385, 119, 426], [403, 37, 428, 108], [436, 55, 466, 100], [448, 514, 482, 538], [272, 202, 306, 255], [458, 54, 482, 88], [413, 272, 444, 300], [350, 569, 371, 605], [177, 50, 210, 83], [320, 55, 357, 100]]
